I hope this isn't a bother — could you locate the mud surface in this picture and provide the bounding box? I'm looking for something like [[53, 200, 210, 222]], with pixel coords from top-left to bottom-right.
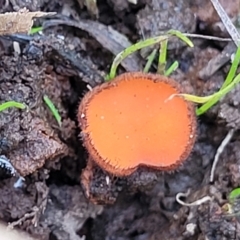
[[1, 0, 240, 239]]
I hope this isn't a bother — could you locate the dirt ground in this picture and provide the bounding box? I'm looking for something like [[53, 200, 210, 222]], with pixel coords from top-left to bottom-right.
[[1, 0, 240, 239]]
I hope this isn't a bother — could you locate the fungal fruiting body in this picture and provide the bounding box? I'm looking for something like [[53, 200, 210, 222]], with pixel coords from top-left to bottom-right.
[[78, 72, 196, 176]]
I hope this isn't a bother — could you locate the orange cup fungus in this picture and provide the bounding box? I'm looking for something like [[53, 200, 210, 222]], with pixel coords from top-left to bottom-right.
[[78, 72, 197, 176]]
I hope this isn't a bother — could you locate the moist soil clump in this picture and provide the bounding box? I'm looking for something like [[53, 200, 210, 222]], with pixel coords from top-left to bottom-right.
[[1, 0, 240, 239]]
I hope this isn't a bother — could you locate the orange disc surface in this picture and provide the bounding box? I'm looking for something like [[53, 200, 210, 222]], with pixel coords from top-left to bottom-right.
[[79, 72, 196, 176]]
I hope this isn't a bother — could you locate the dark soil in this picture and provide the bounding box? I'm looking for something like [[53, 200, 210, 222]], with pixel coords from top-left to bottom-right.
[[1, 0, 240, 239]]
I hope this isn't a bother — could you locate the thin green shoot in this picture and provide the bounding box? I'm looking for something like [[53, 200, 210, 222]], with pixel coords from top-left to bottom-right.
[[229, 188, 240, 203], [158, 39, 168, 75], [196, 46, 240, 115], [43, 95, 62, 127], [107, 35, 169, 80], [221, 48, 240, 89], [158, 28, 194, 76], [107, 30, 194, 81], [0, 101, 26, 113], [168, 30, 194, 47], [175, 94, 213, 104], [143, 49, 157, 73], [170, 46, 240, 116], [165, 61, 179, 77], [177, 72, 240, 110], [29, 26, 43, 35], [224, 188, 240, 217], [196, 95, 222, 116]]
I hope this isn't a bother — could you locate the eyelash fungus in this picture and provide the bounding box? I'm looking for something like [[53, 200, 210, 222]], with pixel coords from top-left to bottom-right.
[[78, 72, 197, 176]]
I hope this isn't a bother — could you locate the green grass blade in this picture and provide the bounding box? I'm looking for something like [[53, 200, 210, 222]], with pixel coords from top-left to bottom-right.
[[197, 46, 240, 115], [196, 96, 219, 115], [158, 39, 168, 75], [196, 73, 240, 115], [229, 188, 240, 203], [43, 95, 62, 127], [107, 31, 194, 80], [168, 30, 194, 47], [0, 101, 26, 112], [173, 94, 212, 104], [176, 72, 240, 113], [221, 46, 240, 90], [143, 49, 157, 73], [29, 26, 43, 35], [108, 35, 169, 80], [165, 61, 179, 76]]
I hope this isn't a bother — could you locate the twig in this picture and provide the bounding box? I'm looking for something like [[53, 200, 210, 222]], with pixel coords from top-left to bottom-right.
[[176, 190, 212, 207], [8, 206, 39, 229], [183, 33, 231, 42], [210, 0, 240, 46], [198, 1, 240, 80], [210, 129, 235, 182]]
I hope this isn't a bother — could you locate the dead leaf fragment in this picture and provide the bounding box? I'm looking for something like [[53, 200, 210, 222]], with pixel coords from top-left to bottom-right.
[[0, 8, 55, 35]]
